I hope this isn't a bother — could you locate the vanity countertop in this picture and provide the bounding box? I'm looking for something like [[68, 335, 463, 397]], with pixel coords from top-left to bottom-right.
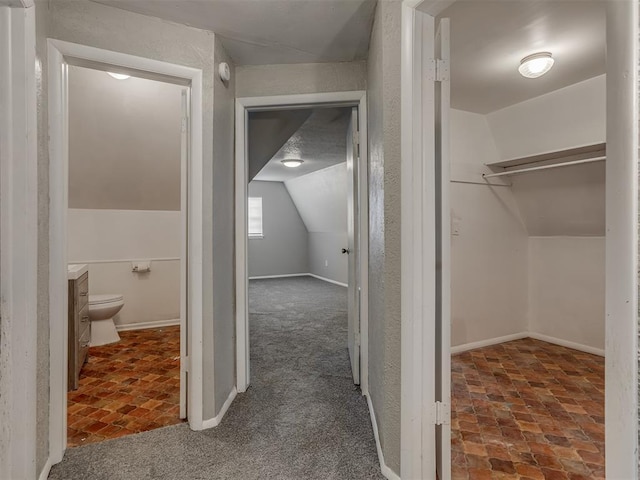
[[67, 264, 88, 280]]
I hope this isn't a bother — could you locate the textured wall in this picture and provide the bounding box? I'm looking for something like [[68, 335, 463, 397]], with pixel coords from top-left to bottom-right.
[[247, 181, 309, 277], [68, 66, 183, 211], [366, 0, 402, 474], [211, 39, 237, 419], [236, 61, 367, 97]]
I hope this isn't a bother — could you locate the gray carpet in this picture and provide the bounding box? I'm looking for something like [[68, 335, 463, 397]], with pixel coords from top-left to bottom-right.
[[49, 277, 384, 479]]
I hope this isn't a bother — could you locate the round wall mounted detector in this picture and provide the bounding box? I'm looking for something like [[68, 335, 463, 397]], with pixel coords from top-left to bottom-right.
[[219, 62, 231, 82]]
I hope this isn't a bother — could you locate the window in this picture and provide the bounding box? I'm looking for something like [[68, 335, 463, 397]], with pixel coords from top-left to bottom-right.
[[248, 197, 263, 238]]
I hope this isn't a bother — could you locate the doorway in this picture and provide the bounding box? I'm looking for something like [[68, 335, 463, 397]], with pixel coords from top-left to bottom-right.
[[64, 64, 186, 447], [400, 1, 638, 479], [47, 39, 204, 464], [235, 92, 369, 395]]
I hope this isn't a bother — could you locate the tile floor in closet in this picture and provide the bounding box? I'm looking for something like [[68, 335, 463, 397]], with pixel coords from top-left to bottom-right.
[[67, 326, 183, 447], [451, 338, 604, 480]]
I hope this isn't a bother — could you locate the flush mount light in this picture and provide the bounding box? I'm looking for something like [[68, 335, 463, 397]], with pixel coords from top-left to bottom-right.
[[107, 72, 131, 80], [518, 52, 554, 79], [281, 159, 304, 168]]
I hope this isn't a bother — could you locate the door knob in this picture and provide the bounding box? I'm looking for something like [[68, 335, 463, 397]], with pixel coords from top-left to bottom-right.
[[341, 248, 350, 254]]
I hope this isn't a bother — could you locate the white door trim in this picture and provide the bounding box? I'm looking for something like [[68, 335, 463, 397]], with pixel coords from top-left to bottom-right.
[[235, 91, 369, 396], [605, 2, 639, 477], [47, 39, 205, 465], [0, 5, 38, 479]]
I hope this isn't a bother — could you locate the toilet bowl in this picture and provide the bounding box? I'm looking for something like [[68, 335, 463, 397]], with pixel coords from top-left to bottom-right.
[[88, 294, 124, 346]]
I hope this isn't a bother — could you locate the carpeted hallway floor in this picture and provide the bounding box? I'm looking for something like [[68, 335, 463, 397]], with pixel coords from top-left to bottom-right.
[[49, 276, 384, 479]]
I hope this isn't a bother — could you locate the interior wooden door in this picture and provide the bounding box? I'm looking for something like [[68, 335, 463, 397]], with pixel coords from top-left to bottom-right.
[[179, 87, 189, 420], [435, 17, 452, 480], [346, 106, 361, 385]]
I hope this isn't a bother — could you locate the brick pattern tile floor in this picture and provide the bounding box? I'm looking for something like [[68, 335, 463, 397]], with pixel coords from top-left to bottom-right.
[[451, 338, 605, 480], [67, 326, 183, 447]]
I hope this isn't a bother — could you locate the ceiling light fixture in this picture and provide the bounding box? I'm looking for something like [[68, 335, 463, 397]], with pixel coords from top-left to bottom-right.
[[107, 72, 131, 80], [518, 52, 554, 79], [281, 159, 304, 168]]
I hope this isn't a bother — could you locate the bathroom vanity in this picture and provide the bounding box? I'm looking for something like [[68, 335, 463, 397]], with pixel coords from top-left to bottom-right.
[[68, 264, 90, 391]]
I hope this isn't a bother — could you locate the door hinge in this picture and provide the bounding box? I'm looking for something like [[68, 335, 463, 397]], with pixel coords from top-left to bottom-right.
[[355, 331, 361, 348], [427, 58, 450, 82], [181, 117, 188, 133], [434, 401, 450, 426], [182, 356, 189, 372]]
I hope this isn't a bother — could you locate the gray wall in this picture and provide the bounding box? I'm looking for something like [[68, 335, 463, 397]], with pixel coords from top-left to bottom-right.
[[285, 163, 349, 284], [236, 61, 367, 97], [367, 0, 402, 474], [34, 3, 234, 471], [211, 39, 236, 418], [68, 66, 183, 211], [248, 181, 309, 277], [308, 233, 348, 283]]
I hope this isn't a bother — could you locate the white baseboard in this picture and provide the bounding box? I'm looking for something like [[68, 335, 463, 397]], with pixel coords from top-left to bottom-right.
[[308, 273, 348, 288], [38, 457, 52, 480], [451, 331, 605, 357], [248, 273, 308, 280], [116, 318, 180, 332], [365, 394, 401, 480], [527, 332, 604, 357], [451, 332, 528, 355], [200, 387, 238, 430]]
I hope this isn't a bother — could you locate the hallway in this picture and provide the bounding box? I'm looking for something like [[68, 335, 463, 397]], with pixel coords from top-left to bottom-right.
[[49, 277, 382, 479]]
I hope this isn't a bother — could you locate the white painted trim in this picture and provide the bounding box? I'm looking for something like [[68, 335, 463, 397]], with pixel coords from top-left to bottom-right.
[[70, 257, 180, 265], [527, 333, 605, 357], [199, 387, 238, 430], [0, 6, 38, 479], [116, 319, 181, 332], [400, 3, 438, 479], [248, 273, 309, 280], [451, 333, 529, 355], [235, 91, 369, 397], [365, 394, 401, 480], [308, 273, 348, 288], [47, 40, 206, 467], [605, 2, 639, 477], [37, 457, 52, 480]]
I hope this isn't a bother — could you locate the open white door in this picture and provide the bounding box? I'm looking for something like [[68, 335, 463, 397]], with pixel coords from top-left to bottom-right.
[[434, 17, 452, 480], [346, 107, 361, 385], [179, 87, 189, 419]]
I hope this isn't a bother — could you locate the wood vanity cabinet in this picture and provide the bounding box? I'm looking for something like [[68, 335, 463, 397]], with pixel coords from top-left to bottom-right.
[[68, 271, 90, 391]]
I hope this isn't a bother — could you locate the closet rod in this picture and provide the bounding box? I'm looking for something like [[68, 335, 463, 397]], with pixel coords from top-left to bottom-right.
[[482, 156, 606, 179]]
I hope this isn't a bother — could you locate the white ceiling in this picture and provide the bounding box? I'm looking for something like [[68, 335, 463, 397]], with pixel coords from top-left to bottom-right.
[[439, 0, 606, 114], [254, 107, 351, 182], [92, 0, 377, 65]]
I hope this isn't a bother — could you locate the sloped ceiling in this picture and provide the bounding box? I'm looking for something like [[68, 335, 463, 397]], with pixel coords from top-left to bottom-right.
[[92, 0, 376, 65], [285, 163, 347, 233], [253, 107, 351, 182], [440, 0, 605, 113], [248, 110, 312, 181]]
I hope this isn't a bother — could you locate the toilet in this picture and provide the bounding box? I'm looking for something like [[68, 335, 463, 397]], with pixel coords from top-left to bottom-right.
[[88, 294, 124, 346]]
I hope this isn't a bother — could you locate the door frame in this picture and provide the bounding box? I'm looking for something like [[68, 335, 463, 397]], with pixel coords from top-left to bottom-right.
[[0, 3, 38, 479], [235, 91, 369, 396], [400, 0, 639, 478], [47, 39, 205, 465]]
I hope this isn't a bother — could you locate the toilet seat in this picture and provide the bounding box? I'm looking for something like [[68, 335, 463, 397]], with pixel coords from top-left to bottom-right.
[[89, 293, 124, 305]]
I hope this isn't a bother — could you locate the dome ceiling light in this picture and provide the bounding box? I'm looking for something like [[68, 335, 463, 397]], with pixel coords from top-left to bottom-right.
[[518, 52, 554, 79], [281, 159, 304, 168]]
